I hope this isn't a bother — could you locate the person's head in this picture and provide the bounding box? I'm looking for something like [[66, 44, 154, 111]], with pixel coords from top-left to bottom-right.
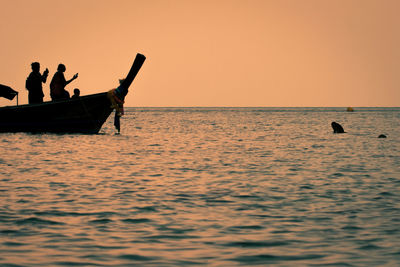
[[57, 64, 66, 72], [31, 62, 40, 72], [73, 88, 80, 96]]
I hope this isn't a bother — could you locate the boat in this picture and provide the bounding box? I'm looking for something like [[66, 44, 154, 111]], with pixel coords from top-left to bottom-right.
[[0, 53, 145, 134]]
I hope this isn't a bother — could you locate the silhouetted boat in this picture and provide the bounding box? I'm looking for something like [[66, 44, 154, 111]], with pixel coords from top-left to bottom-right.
[[0, 53, 145, 134]]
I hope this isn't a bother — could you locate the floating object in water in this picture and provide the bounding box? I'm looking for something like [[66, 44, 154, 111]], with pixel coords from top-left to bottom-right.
[[347, 107, 354, 112], [378, 134, 387, 138], [331, 121, 345, 133]]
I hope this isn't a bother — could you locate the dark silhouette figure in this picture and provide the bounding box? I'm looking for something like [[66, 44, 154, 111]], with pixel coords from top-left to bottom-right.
[[378, 134, 387, 138], [50, 64, 78, 100], [331, 122, 345, 133], [25, 62, 48, 104], [71, 88, 80, 98]]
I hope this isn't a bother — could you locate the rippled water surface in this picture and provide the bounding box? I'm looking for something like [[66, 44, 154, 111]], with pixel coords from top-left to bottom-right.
[[1, 107, 400, 266]]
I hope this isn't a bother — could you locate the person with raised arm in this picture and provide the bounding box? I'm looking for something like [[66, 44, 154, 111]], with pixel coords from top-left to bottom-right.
[[50, 63, 78, 100]]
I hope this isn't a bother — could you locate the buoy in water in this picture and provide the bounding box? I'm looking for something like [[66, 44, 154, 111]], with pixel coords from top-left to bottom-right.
[[347, 107, 354, 112], [378, 134, 387, 138]]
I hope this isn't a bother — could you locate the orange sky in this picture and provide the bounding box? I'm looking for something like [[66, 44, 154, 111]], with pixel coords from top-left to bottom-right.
[[0, 0, 399, 107]]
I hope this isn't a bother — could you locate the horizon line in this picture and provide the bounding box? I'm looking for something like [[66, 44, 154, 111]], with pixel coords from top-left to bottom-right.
[[124, 106, 400, 108]]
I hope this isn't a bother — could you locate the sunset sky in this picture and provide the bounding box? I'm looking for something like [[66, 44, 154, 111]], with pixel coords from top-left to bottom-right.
[[0, 0, 399, 107]]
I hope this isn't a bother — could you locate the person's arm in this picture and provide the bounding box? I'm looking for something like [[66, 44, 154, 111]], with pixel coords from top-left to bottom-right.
[[26, 73, 33, 90], [66, 73, 78, 85], [42, 68, 49, 83]]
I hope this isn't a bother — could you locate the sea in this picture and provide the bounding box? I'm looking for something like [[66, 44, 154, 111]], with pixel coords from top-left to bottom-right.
[[1, 107, 399, 267]]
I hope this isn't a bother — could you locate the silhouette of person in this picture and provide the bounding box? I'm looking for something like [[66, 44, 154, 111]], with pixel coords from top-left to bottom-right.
[[50, 63, 78, 100], [25, 62, 49, 104], [71, 88, 80, 98]]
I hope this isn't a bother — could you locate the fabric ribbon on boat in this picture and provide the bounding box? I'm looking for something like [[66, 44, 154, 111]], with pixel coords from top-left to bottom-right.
[[107, 86, 125, 133], [0, 84, 18, 100], [107, 87, 125, 117]]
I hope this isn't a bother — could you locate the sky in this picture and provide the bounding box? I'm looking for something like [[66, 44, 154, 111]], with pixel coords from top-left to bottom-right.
[[0, 0, 399, 107]]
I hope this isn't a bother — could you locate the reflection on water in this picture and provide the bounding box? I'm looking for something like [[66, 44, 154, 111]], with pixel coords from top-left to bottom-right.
[[1, 107, 400, 266]]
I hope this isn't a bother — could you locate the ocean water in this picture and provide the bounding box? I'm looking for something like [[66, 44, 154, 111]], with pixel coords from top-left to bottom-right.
[[1, 107, 400, 266]]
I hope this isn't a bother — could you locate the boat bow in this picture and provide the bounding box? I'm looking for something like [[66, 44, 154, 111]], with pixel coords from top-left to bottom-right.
[[108, 53, 146, 133]]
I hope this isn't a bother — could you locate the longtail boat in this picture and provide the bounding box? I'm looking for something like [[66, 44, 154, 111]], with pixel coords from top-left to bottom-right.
[[0, 53, 145, 134]]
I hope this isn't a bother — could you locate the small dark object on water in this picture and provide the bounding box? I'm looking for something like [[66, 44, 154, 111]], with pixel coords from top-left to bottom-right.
[[378, 134, 387, 138], [331, 122, 345, 133]]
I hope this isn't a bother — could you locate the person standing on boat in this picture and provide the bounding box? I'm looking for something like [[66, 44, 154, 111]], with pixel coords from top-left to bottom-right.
[[25, 62, 49, 104], [50, 63, 78, 100]]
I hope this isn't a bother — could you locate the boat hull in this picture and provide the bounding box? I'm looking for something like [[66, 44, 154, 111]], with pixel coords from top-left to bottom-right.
[[0, 93, 113, 134]]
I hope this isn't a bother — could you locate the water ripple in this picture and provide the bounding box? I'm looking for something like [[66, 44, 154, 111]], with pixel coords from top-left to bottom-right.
[[15, 217, 65, 226], [232, 253, 326, 263]]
